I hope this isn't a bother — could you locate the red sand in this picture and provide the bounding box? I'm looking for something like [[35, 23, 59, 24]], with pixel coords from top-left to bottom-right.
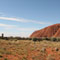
[[1, 48, 60, 60]]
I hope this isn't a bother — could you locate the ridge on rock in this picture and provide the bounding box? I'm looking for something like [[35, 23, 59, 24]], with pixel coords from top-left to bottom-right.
[[53, 28, 60, 37], [30, 23, 60, 38]]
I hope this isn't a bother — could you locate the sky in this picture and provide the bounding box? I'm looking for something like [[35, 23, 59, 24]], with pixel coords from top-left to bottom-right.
[[0, 0, 60, 37]]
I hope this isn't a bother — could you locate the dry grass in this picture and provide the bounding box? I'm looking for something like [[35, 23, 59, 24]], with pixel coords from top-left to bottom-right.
[[0, 39, 60, 60]]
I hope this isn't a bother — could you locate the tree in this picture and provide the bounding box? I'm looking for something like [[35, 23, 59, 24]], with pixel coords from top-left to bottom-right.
[[2, 33, 4, 39]]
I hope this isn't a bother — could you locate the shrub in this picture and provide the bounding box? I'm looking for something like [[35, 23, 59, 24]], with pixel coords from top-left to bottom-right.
[[22, 57, 27, 60], [4, 37, 9, 40], [55, 47, 59, 51], [28, 38, 32, 40], [14, 37, 21, 40], [45, 37, 51, 41], [40, 48, 46, 53], [0, 55, 3, 58], [4, 58, 8, 60], [21, 37, 26, 40], [8, 36, 14, 40], [47, 54, 55, 60], [2, 33, 4, 39], [37, 38, 42, 41], [57, 38, 60, 41], [41, 37, 51, 41], [32, 38, 38, 42], [51, 37, 57, 42]]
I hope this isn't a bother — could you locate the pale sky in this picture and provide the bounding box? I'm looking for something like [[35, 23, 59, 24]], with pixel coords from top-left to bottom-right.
[[0, 0, 60, 37]]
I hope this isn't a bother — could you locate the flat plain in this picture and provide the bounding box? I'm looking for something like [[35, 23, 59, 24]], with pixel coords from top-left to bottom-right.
[[0, 39, 60, 60]]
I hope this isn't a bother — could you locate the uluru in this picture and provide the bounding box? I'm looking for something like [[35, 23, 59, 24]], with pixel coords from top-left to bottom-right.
[[30, 23, 60, 38]]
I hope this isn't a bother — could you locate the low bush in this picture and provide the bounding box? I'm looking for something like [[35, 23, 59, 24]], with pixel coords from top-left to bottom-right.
[[37, 38, 42, 41], [55, 47, 59, 51], [4, 58, 8, 60], [51, 37, 57, 42], [32, 38, 38, 42], [57, 38, 60, 41]]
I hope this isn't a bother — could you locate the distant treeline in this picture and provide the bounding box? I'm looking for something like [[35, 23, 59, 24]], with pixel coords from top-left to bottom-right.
[[0, 35, 60, 42]]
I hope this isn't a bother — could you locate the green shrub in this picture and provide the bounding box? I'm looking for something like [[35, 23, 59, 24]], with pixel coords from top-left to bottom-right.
[[32, 38, 38, 42]]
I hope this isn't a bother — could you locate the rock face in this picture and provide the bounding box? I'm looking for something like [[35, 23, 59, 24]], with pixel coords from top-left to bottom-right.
[[30, 23, 60, 38], [53, 28, 60, 37]]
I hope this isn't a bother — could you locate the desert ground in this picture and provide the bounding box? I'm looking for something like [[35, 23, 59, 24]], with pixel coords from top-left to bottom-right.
[[0, 39, 60, 60]]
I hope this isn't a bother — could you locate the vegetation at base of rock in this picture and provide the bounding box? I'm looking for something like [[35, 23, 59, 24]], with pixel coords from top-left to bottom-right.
[[0, 35, 60, 42]]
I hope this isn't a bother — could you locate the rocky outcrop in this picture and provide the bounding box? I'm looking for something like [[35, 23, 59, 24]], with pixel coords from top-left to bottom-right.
[[30, 24, 60, 38]]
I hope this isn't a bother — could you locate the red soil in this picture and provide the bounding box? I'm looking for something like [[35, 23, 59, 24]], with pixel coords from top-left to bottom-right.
[[30, 23, 60, 38], [1, 48, 60, 60]]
